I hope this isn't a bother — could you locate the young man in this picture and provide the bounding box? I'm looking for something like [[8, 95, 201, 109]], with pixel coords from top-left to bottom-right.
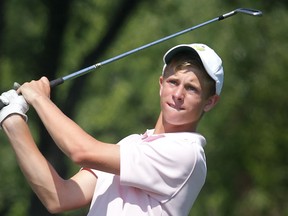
[[0, 43, 223, 216]]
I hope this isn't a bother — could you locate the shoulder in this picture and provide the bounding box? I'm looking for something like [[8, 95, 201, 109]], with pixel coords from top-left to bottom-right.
[[163, 132, 206, 147], [145, 132, 206, 158], [120, 131, 206, 170], [158, 132, 206, 168]]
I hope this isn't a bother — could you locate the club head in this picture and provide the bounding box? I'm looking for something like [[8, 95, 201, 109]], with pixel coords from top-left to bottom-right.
[[235, 8, 263, 16]]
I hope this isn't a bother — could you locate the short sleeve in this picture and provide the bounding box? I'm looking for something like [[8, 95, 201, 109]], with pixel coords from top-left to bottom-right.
[[119, 133, 206, 202]]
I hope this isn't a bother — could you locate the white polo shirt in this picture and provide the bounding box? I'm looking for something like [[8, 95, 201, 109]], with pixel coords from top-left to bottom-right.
[[87, 129, 207, 216]]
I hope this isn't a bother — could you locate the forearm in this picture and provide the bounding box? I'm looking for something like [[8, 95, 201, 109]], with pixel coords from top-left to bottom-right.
[[31, 95, 100, 164], [2, 116, 67, 212], [31, 95, 120, 174]]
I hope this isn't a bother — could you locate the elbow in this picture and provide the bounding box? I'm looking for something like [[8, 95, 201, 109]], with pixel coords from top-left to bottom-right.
[[47, 206, 63, 214], [70, 149, 88, 166], [43, 196, 72, 214], [66, 135, 100, 166], [42, 201, 64, 214]]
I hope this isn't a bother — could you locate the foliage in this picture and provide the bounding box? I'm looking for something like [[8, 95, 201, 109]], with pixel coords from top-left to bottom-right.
[[0, 0, 287, 215]]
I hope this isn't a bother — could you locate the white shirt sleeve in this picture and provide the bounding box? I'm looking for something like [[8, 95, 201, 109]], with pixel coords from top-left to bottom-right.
[[119, 132, 207, 203]]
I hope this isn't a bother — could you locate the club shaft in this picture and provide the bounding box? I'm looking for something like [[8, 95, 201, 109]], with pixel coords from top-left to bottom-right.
[[0, 8, 262, 110], [100, 19, 220, 66], [59, 18, 220, 85], [55, 8, 261, 85]]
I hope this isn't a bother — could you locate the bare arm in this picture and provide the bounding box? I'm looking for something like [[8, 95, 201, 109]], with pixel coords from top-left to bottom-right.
[[19, 77, 120, 175], [2, 115, 96, 213]]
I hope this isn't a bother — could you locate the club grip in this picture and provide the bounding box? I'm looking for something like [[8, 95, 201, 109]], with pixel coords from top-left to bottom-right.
[[49, 77, 64, 88], [0, 78, 64, 110]]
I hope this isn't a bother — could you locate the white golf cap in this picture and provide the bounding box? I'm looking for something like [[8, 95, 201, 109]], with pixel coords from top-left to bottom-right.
[[163, 43, 224, 95]]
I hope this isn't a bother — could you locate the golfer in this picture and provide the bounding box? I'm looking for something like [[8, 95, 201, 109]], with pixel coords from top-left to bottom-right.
[[0, 43, 223, 216]]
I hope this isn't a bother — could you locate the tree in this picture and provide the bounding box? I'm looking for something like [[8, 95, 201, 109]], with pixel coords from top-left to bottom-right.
[[1, 0, 288, 216]]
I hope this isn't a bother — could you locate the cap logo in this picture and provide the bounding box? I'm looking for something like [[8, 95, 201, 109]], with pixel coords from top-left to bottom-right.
[[191, 44, 205, 51]]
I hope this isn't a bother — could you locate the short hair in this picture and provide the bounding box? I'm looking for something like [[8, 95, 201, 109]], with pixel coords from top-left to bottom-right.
[[163, 51, 216, 98]]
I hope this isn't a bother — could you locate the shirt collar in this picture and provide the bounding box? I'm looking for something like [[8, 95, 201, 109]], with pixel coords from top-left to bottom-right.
[[141, 129, 165, 142]]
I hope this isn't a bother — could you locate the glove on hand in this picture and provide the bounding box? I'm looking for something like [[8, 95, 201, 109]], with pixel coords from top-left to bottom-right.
[[0, 89, 29, 127]]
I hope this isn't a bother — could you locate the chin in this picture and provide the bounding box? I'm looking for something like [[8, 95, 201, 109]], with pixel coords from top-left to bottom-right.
[[165, 116, 193, 126]]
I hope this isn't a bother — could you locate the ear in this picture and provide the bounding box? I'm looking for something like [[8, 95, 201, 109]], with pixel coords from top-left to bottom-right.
[[159, 76, 164, 96], [203, 95, 220, 112]]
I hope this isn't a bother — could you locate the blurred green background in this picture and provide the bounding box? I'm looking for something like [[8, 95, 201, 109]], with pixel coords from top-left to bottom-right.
[[0, 0, 287, 215]]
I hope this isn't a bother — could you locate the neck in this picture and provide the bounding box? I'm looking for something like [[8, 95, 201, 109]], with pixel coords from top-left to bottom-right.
[[154, 112, 197, 134]]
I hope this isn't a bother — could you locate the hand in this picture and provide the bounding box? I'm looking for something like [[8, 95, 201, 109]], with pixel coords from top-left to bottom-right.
[[0, 89, 29, 127], [18, 77, 51, 105]]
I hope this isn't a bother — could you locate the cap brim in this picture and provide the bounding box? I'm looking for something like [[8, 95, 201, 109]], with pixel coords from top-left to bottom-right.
[[164, 45, 200, 64]]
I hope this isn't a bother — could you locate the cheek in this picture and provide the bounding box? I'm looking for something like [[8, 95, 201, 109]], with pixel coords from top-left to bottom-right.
[[159, 84, 169, 97], [186, 97, 205, 115]]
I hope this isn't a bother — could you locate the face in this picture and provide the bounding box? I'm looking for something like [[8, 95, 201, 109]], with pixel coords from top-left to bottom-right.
[[159, 65, 219, 131]]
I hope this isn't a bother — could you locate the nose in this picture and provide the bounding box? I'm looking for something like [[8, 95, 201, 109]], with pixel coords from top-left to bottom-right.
[[173, 85, 185, 101]]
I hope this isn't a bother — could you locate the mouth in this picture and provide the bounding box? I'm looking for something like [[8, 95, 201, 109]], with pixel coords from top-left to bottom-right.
[[167, 102, 185, 111]]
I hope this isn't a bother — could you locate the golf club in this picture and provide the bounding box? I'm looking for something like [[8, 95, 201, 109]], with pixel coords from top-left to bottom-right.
[[0, 8, 262, 109]]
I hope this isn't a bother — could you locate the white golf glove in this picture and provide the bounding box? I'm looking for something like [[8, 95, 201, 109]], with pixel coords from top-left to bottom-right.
[[0, 89, 29, 127]]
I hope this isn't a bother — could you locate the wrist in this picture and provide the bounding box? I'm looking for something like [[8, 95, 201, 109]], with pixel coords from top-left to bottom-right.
[[30, 94, 50, 108], [2, 115, 26, 130]]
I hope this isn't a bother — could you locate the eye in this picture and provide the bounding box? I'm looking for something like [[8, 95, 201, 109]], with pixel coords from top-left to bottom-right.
[[186, 84, 198, 92], [167, 78, 178, 86]]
